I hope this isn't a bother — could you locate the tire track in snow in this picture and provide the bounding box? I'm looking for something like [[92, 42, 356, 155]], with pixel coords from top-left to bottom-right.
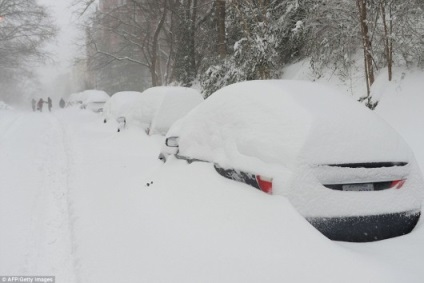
[[51, 112, 83, 283], [19, 114, 78, 283]]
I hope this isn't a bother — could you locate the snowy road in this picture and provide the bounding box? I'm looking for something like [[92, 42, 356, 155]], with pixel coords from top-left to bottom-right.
[[1, 108, 424, 282], [0, 109, 163, 282], [0, 112, 76, 281]]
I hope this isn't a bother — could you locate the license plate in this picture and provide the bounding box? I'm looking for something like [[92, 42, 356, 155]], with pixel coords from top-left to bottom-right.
[[342, 183, 374, 191]]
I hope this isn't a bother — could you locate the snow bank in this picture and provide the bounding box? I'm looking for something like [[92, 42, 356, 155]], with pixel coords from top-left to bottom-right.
[[281, 58, 368, 99], [131, 157, 396, 282], [375, 68, 424, 173]]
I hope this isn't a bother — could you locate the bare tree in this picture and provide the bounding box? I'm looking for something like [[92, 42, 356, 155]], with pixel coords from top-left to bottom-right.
[[0, 0, 56, 68], [0, 0, 57, 102], [83, 0, 171, 89], [356, 0, 374, 97], [379, 0, 393, 81]]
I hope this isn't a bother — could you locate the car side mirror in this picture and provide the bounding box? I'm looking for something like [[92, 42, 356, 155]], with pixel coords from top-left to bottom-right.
[[165, 136, 179, 147]]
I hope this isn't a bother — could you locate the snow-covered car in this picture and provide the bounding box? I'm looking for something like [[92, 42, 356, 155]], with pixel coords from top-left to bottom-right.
[[148, 87, 204, 135], [103, 87, 202, 134], [132, 86, 203, 135], [160, 80, 424, 242], [67, 92, 86, 107], [67, 90, 109, 112], [80, 90, 110, 112], [103, 91, 144, 131]]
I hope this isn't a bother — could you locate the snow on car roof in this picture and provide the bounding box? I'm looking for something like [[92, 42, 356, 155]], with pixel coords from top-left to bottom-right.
[[103, 91, 143, 120], [82, 90, 109, 103], [128, 87, 168, 128], [174, 80, 411, 176], [149, 87, 203, 135], [130, 86, 202, 132]]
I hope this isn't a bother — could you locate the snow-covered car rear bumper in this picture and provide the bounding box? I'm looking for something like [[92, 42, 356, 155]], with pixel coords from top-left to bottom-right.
[[279, 159, 423, 219], [308, 210, 420, 242]]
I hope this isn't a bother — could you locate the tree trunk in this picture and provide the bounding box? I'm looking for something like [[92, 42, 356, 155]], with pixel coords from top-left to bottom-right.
[[150, 4, 167, 86], [388, 2, 393, 80], [189, 0, 197, 77], [380, 0, 392, 81], [173, 0, 197, 85], [216, 0, 226, 59], [356, 0, 375, 96]]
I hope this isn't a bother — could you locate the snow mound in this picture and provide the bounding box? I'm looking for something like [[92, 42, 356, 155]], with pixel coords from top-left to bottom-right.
[[375, 68, 424, 173], [136, 157, 396, 282]]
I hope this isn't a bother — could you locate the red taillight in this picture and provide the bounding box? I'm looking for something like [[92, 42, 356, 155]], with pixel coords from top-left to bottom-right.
[[256, 176, 273, 194], [390, 179, 406, 189]]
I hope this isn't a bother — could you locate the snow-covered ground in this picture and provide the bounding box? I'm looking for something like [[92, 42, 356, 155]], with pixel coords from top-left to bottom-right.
[[0, 109, 163, 282], [1, 69, 424, 282]]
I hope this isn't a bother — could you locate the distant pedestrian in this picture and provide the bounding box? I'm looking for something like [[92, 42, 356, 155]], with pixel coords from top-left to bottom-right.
[[47, 97, 52, 112], [37, 98, 44, 112], [59, 98, 65, 109], [31, 99, 36, 112]]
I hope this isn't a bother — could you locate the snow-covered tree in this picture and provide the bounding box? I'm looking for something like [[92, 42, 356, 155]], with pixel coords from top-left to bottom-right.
[[201, 0, 305, 97], [304, 0, 424, 108]]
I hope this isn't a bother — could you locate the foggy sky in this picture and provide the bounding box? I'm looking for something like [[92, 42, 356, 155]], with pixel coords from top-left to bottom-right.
[[36, 0, 82, 98]]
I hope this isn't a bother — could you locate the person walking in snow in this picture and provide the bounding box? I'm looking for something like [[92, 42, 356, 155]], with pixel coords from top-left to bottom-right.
[[59, 98, 65, 108], [47, 97, 52, 112], [37, 98, 44, 112], [31, 99, 36, 112]]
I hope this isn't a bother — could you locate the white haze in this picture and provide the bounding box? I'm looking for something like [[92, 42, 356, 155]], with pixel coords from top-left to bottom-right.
[[34, 0, 82, 101]]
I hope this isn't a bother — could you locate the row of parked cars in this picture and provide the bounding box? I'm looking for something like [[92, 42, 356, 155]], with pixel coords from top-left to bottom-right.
[[73, 80, 424, 242], [102, 87, 204, 134], [68, 90, 110, 113], [68, 86, 204, 135]]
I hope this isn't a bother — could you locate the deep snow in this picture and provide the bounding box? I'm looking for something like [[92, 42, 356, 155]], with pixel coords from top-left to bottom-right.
[[1, 69, 424, 282]]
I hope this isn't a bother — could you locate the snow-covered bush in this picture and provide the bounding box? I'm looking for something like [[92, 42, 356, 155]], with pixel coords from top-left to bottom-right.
[[200, 1, 305, 97]]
